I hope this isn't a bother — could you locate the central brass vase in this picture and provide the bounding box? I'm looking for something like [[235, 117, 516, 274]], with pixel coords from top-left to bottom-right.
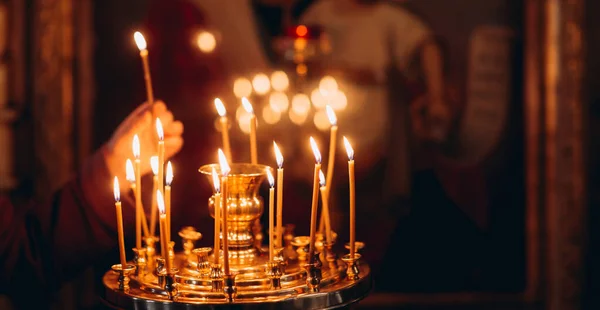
[[199, 163, 272, 266]]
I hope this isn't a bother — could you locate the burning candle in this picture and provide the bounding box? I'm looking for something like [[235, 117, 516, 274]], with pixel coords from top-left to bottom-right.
[[267, 169, 275, 261], [165, 161, 173, 241], [157, 190, 172, 273], [320, 105, 337, 234], [126, 158, 141, 249], [343, 137, 356, 257], [133, 31, 155, 107], [113, 177, 127, 267], [215, 98, 232, 162], [156, 118, 165, 195], [319, 171, 332, 245], [308, 137, 322, 263], [132, 135, 145, 247], [211, 167, 221, 264], [273, 142, 284, 248], [218, 149, 231, 275], [150, 156, 159, 236], [242, 97, 257, 164]]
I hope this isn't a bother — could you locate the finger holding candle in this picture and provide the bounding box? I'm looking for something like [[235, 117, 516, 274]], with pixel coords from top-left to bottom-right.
[[134, 31, 155, 107], [343, 137, 356, 257], [114, 177, 127, 267], [215, 98, 232, 162], [308, 137, 322, 263], [273, 141, 284, 248], [218, 149, 231, 275], [267, 169, 275, 261], [242, 97, 258, 164], [150, 156, 159, 236], [165, 161, 173, 241], [211, 167, 221, 264]]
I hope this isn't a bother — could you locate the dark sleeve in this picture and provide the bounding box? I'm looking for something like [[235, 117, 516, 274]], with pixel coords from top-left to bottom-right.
[[0, 146, 136, 300]]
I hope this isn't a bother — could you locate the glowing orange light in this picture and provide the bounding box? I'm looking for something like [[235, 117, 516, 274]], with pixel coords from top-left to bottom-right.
[[150, 156, 159, 176], [166, 161, 173, 186], [296, 25, 308, 37], [134, 31, 147, 51], [267, 169, 275, 187], [156, 190, 165, 214], [211, 167, 220, 193], [218, 149, 231, 176], [132, 134, 140, 159], [215, 98, 226, 117], [273, 142, 283, 168], [309, 137, 322, 164], [343, 137, 354, 161], [325, 105, 337, 126], [319, 170, 326, 187], [126, 159, 135, 183], [156, 118, 164, 141], [113, 177, 120, 202]]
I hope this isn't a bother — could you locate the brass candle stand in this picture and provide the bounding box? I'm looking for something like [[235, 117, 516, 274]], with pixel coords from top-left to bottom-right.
[[102, 163, 371, 309]]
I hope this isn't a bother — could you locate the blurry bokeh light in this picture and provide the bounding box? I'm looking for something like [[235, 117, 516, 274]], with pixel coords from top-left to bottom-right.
[[319, 76, 338, 96], [291, 93, 311, 115], [330, 90, 347, 111], [196, 31, 216, 53], [289, 107, 309, 125], [233, 78, 253, 98], [262, 104, 281, 125], [269, 92, 289, 112], [270, 71, 289, 92], [313, 109, 330, 131], [310, 88, 327, 109], [252, 73, 271, 95]]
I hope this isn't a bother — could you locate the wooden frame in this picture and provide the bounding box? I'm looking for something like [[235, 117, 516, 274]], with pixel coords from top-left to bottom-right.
[[360, 0, 586, 308]]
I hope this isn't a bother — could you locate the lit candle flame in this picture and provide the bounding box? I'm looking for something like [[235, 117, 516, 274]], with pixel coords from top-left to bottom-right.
[[211, 167, 220, 193], [273, 141, 283, 168], [156, 118, 164, 141], [319, 170, 326, 187], [218, 149, 231, 176], [156, 190, 165, 215], [309, 137, 322, 164], [150, 156, 159, 176], [166, 161, 173, 186], [134, 31, 147, 51], [267, 169, 275, 187], [343, 136, 354, 161], [113, 176, 120, 202], [132, 134, 140, 159], [215, 98, 226, 117], [126, 159, 135, 183], [325, 105, 337, 126], [242, 97, 254, 114]]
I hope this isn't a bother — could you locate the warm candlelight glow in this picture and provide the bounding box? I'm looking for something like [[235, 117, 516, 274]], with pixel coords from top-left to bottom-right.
[[267, 169, 275, 187], [218, 149, 231, 176], [319, 170, 326, 187], [156, 118, 164, 141], [134, 31, 147, 51], [291, 93, 311, 114], [113, 177, 120, 202], [196, 31, 216, 53], [151, 156, 159, 176], [156, 190, 165, 215], [273, 142, 283, 168], [242, 97, 254, 114], [126, 159, 135, 182], [233, 78, 253, 98], [343, 137, 354, 160], [211, 167, 220, 193], [165, 162, 173, 186], [326, 105, 337, 126], [310, 137, 322, 163], [270, 71, 289, 92], [132, 134, 140, 159], [319, 75, 338, 96], [269, 92, 289, 112], [252, 73, 271, 95], [215, 98, 226, 117]]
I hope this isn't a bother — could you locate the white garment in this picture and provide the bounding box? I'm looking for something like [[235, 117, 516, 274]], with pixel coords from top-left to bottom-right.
[[301, 0, 431, 155]]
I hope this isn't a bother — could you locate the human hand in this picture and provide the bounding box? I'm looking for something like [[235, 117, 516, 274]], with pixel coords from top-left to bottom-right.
[[103, 101, 184, 183]]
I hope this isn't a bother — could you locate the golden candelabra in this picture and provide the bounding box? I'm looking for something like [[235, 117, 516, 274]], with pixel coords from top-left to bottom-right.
[[102, 163, 370, 309]]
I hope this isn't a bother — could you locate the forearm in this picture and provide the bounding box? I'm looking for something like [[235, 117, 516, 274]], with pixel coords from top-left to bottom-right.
[[0, 145, 136, 296]]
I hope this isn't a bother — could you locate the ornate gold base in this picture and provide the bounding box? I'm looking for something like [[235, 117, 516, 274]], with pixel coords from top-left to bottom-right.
[[102, 252, 371, 309]]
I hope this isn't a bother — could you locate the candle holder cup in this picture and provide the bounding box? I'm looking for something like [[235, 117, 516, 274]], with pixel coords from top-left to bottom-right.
[[266, 261, 283, 289], [132, 248, 147, 278], [304, 252, 323, 292], [111, 264, 135, 292], [223, 274, 237, 302], [192, 247, 212, 276], [341, 253, 361, 281], [291, 236, 310, 262], [145, 235, 159, 271], [179, 226, 202, 259], [210, 263, 224, 292]]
